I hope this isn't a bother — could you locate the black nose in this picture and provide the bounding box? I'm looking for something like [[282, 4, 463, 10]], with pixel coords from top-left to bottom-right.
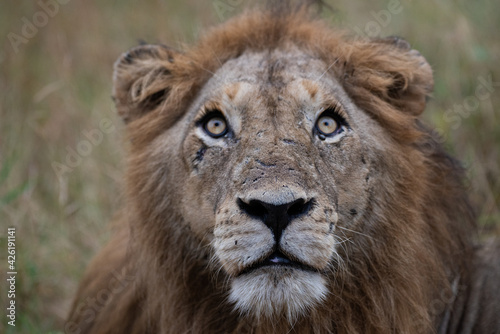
[[237, 197, 313, 242]]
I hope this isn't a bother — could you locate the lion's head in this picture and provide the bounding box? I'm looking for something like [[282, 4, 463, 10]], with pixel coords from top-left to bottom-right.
[[75, 4, 476, 334]]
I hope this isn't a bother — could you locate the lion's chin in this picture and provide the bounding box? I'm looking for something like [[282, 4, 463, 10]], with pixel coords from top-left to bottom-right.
[[229, 266, 328, 324]]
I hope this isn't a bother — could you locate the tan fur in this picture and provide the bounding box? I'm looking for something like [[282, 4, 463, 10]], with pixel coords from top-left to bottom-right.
[[67, 3, 500, 334]]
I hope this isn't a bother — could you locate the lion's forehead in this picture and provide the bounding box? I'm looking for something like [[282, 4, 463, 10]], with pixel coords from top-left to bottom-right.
[[205, 47, 343, 117], [215, 47, 328, 83]]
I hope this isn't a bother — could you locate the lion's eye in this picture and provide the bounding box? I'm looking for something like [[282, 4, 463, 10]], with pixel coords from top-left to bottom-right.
[[316, 115, 339, 136], [203, 115, 228, 138]]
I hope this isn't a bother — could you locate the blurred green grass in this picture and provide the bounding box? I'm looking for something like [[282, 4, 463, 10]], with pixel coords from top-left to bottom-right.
[[0, 0, 498, 332]]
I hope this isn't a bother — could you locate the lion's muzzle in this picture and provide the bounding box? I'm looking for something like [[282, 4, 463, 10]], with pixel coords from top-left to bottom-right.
[[215, 188, 331, 322]]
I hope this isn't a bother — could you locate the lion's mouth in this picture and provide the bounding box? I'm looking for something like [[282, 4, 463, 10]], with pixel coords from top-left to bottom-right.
[[239, 250, 318, 276]]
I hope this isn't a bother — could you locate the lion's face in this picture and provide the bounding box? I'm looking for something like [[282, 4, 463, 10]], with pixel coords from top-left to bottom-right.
[[151, 46, 384, 321], [93, 8, 469, 333]]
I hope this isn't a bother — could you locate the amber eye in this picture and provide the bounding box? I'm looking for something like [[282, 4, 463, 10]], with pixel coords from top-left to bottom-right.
[[203, 115, 228, 138], [316, 115, 339, 136]]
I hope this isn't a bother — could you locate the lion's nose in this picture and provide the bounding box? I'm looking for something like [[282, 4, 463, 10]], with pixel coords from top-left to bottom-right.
[[237, 197, 314, 242]]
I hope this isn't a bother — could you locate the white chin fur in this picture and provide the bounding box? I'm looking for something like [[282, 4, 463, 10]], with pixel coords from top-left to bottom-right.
[[229, 267, 327, 324]]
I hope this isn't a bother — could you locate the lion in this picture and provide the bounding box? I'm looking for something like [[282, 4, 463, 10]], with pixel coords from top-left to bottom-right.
[[66, 2, 500, 334]]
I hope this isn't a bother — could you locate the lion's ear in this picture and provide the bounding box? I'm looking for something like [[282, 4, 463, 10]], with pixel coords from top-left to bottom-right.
[[377, 36, 434, 116], [347, 36, 434, 118], [112, 44, 180, 123]]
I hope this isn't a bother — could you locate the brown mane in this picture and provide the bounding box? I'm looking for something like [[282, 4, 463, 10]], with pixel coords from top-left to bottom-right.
[[66, 4, 483, 334]]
